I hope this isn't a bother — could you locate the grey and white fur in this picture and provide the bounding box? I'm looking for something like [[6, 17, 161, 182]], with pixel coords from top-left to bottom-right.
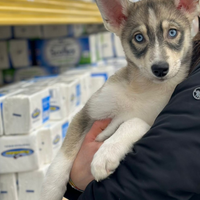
[[40, 0, 200, 200]]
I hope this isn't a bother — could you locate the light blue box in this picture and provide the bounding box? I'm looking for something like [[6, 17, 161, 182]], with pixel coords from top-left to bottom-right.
[[35, 36, 97, 67]]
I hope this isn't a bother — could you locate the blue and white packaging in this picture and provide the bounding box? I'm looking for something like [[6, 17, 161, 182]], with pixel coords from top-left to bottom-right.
[[0, 41, 10, 70], [48, 83, 68, 120], [39, 118, 69, 164], [54, 77, 81, 116], [101, 32, 115, 59], [0, 130, 44, 173], [22, 78, 69, 120], [18, 165, 49, 200], [9, 39, 32, 68], [35, 35, 97, 67], [14, 26, 42, 39], [0, 88, 23, 136], [3, 87, 50, 135], [42, 25, 68, 39], [64, 65, 115, 96], [100, 32, 125, 60], [0, 173, 18, 200], [90, 65, 115, 94], [64, 70, 91, 103], [0, 26, 12, 40]]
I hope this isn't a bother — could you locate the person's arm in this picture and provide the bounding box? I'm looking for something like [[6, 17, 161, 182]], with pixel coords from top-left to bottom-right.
[[65, 62, 200, 200], [64, 119, 111, 200]]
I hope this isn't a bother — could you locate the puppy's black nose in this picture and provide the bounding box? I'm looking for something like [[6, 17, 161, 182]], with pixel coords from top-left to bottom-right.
[[151, 62, 169, 78]]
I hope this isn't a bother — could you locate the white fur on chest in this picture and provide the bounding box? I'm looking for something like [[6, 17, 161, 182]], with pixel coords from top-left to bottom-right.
[[88, 81, 173, 126]]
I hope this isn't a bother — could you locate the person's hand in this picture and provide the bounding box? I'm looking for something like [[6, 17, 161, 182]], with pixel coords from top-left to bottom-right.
[[70, 119, 112, 191]]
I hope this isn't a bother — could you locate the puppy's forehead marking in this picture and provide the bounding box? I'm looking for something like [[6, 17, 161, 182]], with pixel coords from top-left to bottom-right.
[[148, 8, 161, 61], [148, 8, 157, 31]]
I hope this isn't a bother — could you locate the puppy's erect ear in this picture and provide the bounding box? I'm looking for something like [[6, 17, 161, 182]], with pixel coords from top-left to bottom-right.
[[96, 0, 131, 35], [175, 0, 200, 21]]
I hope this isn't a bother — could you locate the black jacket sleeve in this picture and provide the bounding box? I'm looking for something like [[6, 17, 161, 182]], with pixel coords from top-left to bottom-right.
[[65, 65, 200, 200], [64, 183, 83, 200]]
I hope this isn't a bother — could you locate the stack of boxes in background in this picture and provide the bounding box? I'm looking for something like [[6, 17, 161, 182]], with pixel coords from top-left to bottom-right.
[[0, 61, 123, 200], [0, 77, 71, 200], [0, 24, 127, 87]]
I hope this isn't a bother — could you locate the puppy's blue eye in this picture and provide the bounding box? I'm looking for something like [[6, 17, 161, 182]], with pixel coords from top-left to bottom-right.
[[168, 29, 177, 38], [135, 34, 144, 42]]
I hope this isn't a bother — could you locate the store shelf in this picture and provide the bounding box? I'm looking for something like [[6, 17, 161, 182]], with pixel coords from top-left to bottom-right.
[[0, 0, 103, 25]]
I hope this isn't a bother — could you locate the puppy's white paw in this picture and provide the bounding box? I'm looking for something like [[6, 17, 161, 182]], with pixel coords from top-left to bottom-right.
[[95, 131, 109, 142], [91, 143, 122, 181]]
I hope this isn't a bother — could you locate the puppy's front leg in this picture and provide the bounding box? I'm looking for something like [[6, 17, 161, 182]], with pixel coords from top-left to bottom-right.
[[39, 149, 80, 200], [40, 109, 94, 200], [95, 116, 127, 142], [91, 118, 150, 181]]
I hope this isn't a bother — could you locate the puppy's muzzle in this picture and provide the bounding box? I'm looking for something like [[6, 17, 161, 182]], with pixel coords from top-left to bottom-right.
[[151, 62, 169, 78]]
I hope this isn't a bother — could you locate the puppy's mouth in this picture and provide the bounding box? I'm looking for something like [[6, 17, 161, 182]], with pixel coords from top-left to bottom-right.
[[140, 68, 169, 83], [152, 77, 168, 83], [152, 70, 180, 84]]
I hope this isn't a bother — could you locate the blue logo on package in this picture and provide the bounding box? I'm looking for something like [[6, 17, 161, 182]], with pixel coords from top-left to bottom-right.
[[32, 108, 40, 119], [50, 106, 60, 112], [76, 84, 81, 106], [1, 148, 34, 159], [42, 96, 50, 123], [91, 73, 108, 82], [53, 135, 61, 145], [62, 122, 69, 140]]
